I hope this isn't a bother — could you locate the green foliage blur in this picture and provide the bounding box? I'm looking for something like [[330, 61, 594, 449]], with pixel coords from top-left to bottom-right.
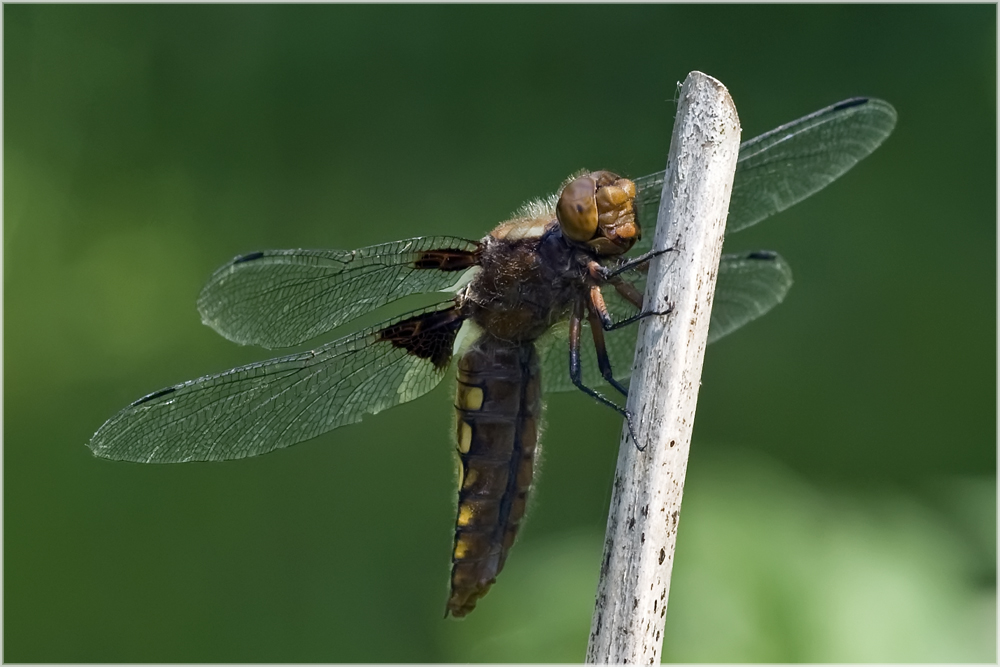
[[5, 5, 995, 662]]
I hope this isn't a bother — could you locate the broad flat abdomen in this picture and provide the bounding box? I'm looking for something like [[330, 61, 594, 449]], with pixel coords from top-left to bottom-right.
[[447, 335, 541, 617]]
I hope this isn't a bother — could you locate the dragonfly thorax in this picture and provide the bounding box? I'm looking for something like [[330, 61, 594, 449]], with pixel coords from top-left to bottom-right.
[[460, 224, 589, 343]]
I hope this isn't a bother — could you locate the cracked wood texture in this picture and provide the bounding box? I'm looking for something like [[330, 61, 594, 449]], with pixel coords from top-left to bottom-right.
[[585, 71, 740, 664]]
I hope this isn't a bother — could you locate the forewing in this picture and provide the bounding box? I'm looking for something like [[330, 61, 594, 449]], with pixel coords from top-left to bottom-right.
[[198, 236, 480, 348], [727, 97, 897, 233], [629, 170, 667, 257], [628, 97, 897, 252], [540, 251, 791, 392], [89, 304, 463, 463]]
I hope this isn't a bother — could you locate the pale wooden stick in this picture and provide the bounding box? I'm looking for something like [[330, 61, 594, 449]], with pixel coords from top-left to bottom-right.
[[585, 71, 741, 664]]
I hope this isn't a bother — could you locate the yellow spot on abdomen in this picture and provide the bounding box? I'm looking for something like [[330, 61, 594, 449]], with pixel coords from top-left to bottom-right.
[[457, 503, 475, 527], [454, 538, 471, 559], [458, 385, 484, 411], [457, 421, 472, 453], [462, 467, 479, 490]]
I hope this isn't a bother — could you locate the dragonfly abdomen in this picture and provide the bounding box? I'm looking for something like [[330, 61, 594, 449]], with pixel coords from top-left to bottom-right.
[[447, 335, 541, 617]]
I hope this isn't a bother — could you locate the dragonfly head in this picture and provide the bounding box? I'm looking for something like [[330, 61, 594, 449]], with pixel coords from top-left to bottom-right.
[[556, 170, 639, 256]]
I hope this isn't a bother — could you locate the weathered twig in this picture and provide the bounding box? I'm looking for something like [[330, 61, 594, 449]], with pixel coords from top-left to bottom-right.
[[586, 71, 741, 664]]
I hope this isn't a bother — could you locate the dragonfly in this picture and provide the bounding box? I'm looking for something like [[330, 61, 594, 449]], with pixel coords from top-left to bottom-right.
[[89, 97, 897, 617]]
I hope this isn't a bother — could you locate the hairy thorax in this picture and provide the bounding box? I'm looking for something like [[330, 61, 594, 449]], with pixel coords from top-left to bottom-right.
[[460, 219, 586, 343]]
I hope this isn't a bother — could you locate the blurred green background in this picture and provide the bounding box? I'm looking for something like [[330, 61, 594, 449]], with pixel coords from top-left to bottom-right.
[[5, 4, 995, 662]]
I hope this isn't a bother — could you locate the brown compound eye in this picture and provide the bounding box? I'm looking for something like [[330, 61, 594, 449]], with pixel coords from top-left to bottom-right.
[[556, 175, 599, 243]]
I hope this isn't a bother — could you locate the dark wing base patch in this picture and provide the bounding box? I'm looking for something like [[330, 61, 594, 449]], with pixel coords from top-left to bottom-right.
[[379, 307, 465, 369], [412, 249, 482, 271]]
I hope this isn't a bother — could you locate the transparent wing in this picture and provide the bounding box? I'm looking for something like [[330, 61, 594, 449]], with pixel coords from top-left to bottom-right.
[[630, 170, 666, 256], [198, 236, 480, 349], [596, 250, 683, 327], [727, 97, 897, 233], [708, 250, 793, 344], [537, 319, 633, 395], [540, 251, 792, 393], [89, 304, 463, 463], [629, 97, 898, 253]]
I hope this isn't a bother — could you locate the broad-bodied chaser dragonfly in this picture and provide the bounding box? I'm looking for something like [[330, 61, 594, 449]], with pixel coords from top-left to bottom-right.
[[90, 97, 896, 617]]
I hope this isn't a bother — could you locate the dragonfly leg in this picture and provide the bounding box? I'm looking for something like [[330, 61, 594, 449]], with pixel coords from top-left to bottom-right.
[[603, 247, 675, 278], [569, 297, 643, 450], [589, 284, 673, 332], [605, 303, 674, 331], [610, 277, 644, 310], [586, 295, 629, 398]]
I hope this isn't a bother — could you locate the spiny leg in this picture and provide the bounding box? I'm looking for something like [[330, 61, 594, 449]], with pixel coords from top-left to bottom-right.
[[569, 296, 642, 449], [602, 304, 675, 331], [588, 282, 674, 333], [586, 292, 629, 399], [602, 246, 675, 278], [611, 276, 644, 310]]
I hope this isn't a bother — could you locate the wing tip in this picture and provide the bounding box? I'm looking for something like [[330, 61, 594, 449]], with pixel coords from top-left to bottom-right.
[[87, 429, 120, 461], [838, 96, 898, 130], [130, 385, 178, 407], [833, 97, 870, 111], [232, 250, 266, 264]]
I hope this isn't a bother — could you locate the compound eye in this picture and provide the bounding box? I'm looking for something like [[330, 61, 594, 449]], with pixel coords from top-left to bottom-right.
[[556, 175, 599, 243]]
